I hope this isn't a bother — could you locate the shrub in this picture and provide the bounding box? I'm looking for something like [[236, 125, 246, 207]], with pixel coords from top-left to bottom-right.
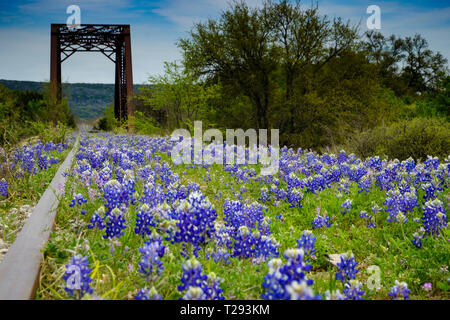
[[96, 105, 118, 131], [130, 111, 160, 136], [349, 118, 450, 161]]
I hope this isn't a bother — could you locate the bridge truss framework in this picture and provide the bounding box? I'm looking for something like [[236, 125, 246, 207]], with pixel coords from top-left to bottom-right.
[[50, 24, 133, 121]]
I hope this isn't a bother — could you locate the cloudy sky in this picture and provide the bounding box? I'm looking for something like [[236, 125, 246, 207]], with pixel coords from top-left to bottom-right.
[[0, 0, 449, 84]]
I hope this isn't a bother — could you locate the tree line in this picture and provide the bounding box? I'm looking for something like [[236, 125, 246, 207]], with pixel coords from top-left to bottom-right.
[[124, 1, 450, 159]]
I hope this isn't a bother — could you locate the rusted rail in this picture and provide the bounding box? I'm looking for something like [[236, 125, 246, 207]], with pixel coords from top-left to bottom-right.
[[0, 137, 79, 300]]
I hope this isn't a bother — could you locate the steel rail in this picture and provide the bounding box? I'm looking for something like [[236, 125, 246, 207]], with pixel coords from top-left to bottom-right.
[[0, 136, 79, 300]]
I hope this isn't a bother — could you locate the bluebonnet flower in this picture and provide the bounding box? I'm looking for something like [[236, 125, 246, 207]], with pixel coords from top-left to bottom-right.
[[388, 280, 410, 300], [424, 156, 439, 170], [343, 280, 365, 300], [336, 252, 358, 283], [384, 189, 418, 223], [312, 209, 331, 229], [204, 272, 225, 300], [348, 164, 367, 182], [259, 187, 271, 203], [38, 154, 49, 171], [340, 199, 352, 215], [182, 287, 208, 300], [285, 188, 303, 208], [402, 157, 415, 173], [135, 287, 162, 300], [371, 203, 382, 215], [304, 174, 327, 195], [411, 232, 424, 249], [141, 182, 166, 207], [286, 280, 321, 300], [231, 226, 255, 258], [365, 156, 383, 171], [0, 178, 8, 197], [134, 204, 157, 238], [178, 258, 224, 300], [421, 199, 447, 236], [224, 200, 270, 235], [325, 289, 345, 300], [208, 248, 231, 264], [261, 249, 320, 300], [138, 235, 166, 281], [359, 211, 376, 228], [172, 192, 217, 253], [358, 175, 372, 193], [178, 258, 208, 293], [338, 150, 347, 164], [69, 193, 87, 207], [103, 208, 127, 239], [102, 179, 122, 212], [297, 230, 316, 256], [63, 254, 93, 299], [207, 222, 232, 264], [422, 182, 438, 200], [338, 179, 350, 195], [88, 206, 106, 230]]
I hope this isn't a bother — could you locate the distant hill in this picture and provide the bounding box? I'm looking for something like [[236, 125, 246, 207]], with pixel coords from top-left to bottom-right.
[[0, 79, 144, 119]]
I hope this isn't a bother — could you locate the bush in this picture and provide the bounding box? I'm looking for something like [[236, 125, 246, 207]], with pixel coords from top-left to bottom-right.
[[0, 84, 75, 149], [130, 111, 160, 136], [348, 118, 450, 161], [33, 122, 71, 144], [96, 105, 118, 131]]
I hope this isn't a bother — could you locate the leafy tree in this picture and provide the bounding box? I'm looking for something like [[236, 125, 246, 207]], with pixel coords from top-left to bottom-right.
[[179, 0, 278, 129], [138, 61, 220, 129]]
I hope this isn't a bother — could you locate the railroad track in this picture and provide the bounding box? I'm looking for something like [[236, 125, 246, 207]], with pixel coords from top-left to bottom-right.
[[0, 135, 79, 300]]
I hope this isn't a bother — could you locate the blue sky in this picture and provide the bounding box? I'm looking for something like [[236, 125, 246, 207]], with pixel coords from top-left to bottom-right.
[[0, 0, 449, 84]]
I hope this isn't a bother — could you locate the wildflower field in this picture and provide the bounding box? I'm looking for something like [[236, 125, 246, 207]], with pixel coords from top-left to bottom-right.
[[15, 132, 447, 300], [0, 137, 74, 262]]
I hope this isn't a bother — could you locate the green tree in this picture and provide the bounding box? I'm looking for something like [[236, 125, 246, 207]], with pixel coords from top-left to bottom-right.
[[179, 0, 278, 129], [139, 61, 220, 129]]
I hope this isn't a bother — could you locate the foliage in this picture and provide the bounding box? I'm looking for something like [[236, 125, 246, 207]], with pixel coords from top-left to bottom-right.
[[0, 83, 75, 149], [348, 118, 450, 161], [130, 111, 160, 136], [138, 61, 220, 130], [0, 79, 144, 120], [135, 0, 449, 155], [96, 105, 118, 132]]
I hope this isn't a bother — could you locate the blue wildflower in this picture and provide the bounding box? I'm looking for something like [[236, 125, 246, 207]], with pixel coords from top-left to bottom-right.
[[135, 287, 162, 300], [69, 193, 87, 207], [0, 178, 8, 197], [336, 252, 358, 283], [261, 249, 320, 300], [343, 280, 365, 300], [297, 230, 316, 256], [63, 254, 93, 299], [340, 199, 352, 215], [138, 235, 165, 281], [103, 208, 127, 239], [388, 280, 410, 300], [178, 258, 224, 300], [422, 199, 447, 236]]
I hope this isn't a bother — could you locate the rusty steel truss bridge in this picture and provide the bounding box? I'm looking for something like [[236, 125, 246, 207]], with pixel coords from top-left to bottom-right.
[[50, 24, 133, 121]]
